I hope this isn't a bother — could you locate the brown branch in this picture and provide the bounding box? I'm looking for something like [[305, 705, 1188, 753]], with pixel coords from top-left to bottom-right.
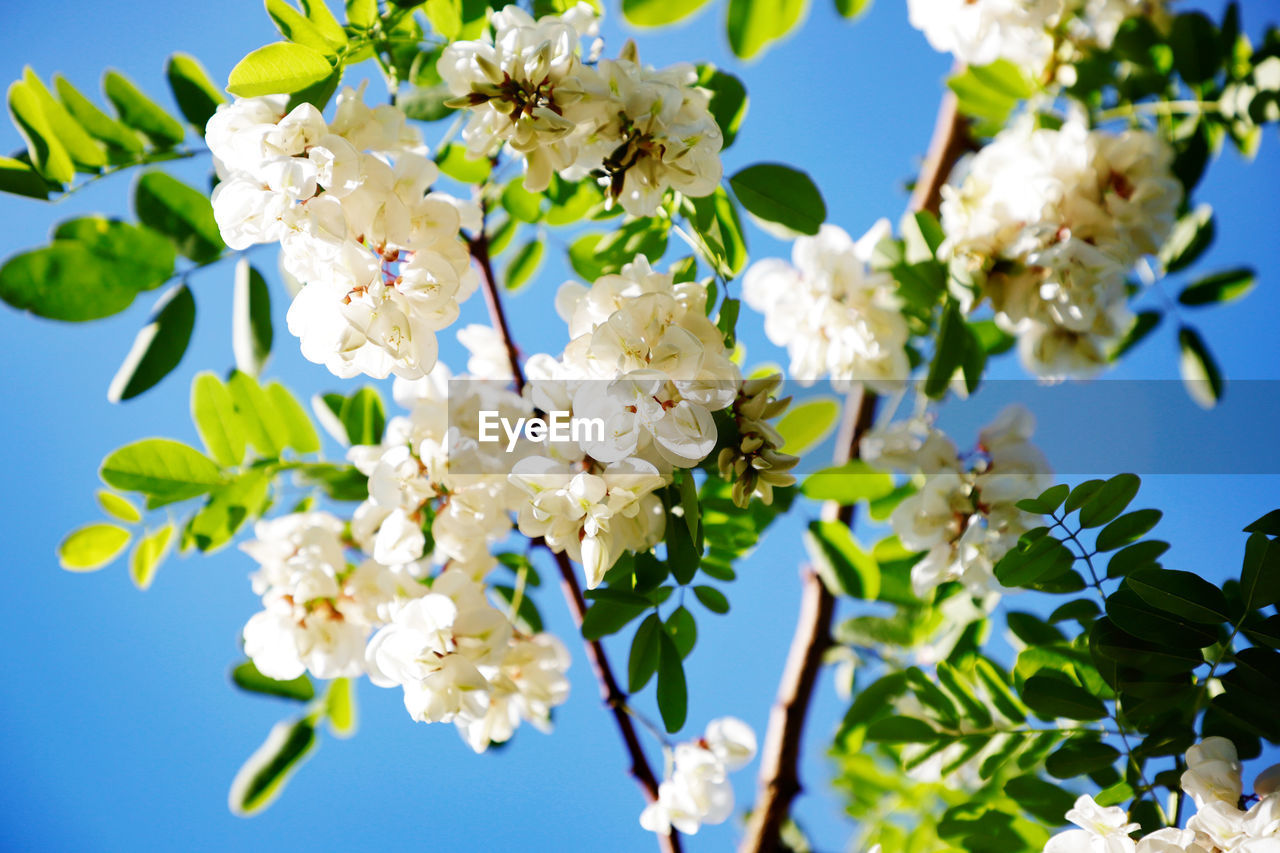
[[466, 232, 681, 853], [738, 90, 973, 853]]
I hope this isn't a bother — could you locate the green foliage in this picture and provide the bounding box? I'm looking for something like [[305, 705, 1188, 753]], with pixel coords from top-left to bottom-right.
[[165, 53, 225, 131], [774, 397, 839, 455], [726, 0, 808, 60], [234, 259, 274, 377], [227, 42, 337, 98], [947, 61, 1034, 137], [134, 170, 224, 263], [59, 522, 132, 571], [729, 162, 826, 237], [107, 283, 196, 402]]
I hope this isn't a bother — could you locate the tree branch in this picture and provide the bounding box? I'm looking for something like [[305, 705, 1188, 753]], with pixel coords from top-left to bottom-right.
[[466, 232, 681, 853], [738, 91, 972, 853]]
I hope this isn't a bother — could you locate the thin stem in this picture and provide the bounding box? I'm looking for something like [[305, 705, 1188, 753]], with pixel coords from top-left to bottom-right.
[[1096, 99, 1222, 123], [466, 225, 679, 853], [740, 85, 973, 853]]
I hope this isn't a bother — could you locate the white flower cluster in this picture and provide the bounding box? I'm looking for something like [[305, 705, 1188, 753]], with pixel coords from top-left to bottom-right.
[[511, 255, 747, 588], [908, 0, 1170, 77], [742, 222, 910, 392], [441, 3, 722, 216], [639, 717, 758, 837], [861, 404, 1052, 598], [206, 89, 478, 381], [366, 569, 570, 753], [240, 511, 424, 681], [1045, 737, 1280, 852], [940, 116, 1181, 378]]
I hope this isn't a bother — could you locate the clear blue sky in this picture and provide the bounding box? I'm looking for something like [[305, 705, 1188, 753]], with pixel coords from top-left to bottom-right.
[[1, 1, 1278, 851]]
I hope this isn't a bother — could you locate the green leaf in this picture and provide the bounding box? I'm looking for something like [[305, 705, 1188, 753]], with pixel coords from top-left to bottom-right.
[[1244, 510, 1280, 536], [134, 171, 223, 263], [775, 397, 839, 454], [1111, 310, 1161, 360], [1065, 479, 1104, 513], [227, 42, 334, 98], [1160, 204, 1214, 274], [0, 155, 52, 199], [726, 0, 808, 60], [1106, 539, 1169, 578], [834, 0, 871, 17], [947, 61, 1032, 135], [1077, 474, 1141, 528], [228, 715, 318, 816], [1178, 325, 1223, 409], [1094, 509, 1162, 552], [266, 0, 343, 53], [107, 283, 195, 402], [729, 163, 826, 236], [346, 0, 378, 28], [191, 372, 247, 467], [657, 632, 688, 732], [1240, 533, 1280, 611], [801, 460, 894, 503], [97, 490, 141, 523], [687, 188, 747, 277], [227, 370, 290, 458], [806, 520, 880, 599], [693, 585, 729, 614], [233, 259, 273, 376], [502, 181, 544, 222], [129, 522, 174, 589], [100, 438, 223, 501], [1106, 586, 1216, 648], [53, 75, 142, 153], [59, 522, 132, 571], [266, 382, 321, 454], [1021, 674, 1106, 721], [1016, 483, 1069, 515], [187, 468, 271, 552], [1170, 12, 1223, 84], [103, 70, 185, 148], [339, 387, 385, 446], [1178, 267, 1255, 306], [628, 613, 662, 692], [696, 65, 748, 148], [864, 716, 939, 744], [7, 80, 74, 183], [994, 534, 1075, 588], [20, 69, 106, 170], [504, 240, 543, 291], [582, 598, 646, 640], [53, 217, 176, 294], [325, 677, 357, 737], [1004, 774, 1078, 825], [666, 605, 697, 658], [165, 53, 225, 131], [623, 0, 712, 26], [544, 177, 602, 225], [231, 660, 315, 702], [925, 300, 971, 398], [436, 143, 490, 184], [1126, 568, 1233, 624]]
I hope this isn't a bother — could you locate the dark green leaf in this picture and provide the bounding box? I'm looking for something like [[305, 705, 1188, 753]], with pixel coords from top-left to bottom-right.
[[1178, 325, 1223, 409], [1160, 205, 1214, 275], [1178, 267, 1255, 306], [666, 605, 697, 658], [806, 520, 880, 599], [504, 239, 543, 291], [228, 715, 318, 815], [696, 65, 747, 148], [1244, 510, 1280, 536], [0, 155, 52, 199], [1046, 739, 1120, 779], [628, 613, 662, 692], [1106, 539, 1169, 578], [233, 259, 273, 376], [581, 599, 646, 640], [165, 53, 225, 131], [1065, 479, 1105, 513], [729, 163, 825, 236], [1077, 474, 1141, 528], [339, 387, 385, 446], [657, 632, 688, 732], [107, 283, 195, 402], [1094, 509, 1162, 552], [1127, 568, 1232, 624], [1111, 311, 1162, 361], [134, 170, 224, 263], [693, 585, 729, 614], [1170, 12, 1223, 84], [1021, 674, 1106, 721]]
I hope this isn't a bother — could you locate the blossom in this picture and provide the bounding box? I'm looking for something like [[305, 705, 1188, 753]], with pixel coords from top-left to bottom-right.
[[639, 717, 758, 836], [862, 404, 1051, 598], [742, 221, 909, 392], [940, 116, 1181, 379], [1181, 736, 1244, 809], [1044, 794, 1140, 853], [206, 89, 477, 381]]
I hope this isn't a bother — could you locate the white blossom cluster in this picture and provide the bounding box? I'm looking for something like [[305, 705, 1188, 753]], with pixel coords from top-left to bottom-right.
[[440, 3, 722, 216], [206, 89, 478, 381], [639, 717, 758, 837], [1045, 737, 1280, 852], [907, 0, 1170, 78], [742, 221, 911, 392], [861, 404, 1053, 598], [241, 511, 423, 681], [940, 116, 1181, 378], [512, 255, 749, 587]]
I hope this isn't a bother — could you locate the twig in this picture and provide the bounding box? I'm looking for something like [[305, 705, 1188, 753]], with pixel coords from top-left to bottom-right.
[[466, 233, 680, 853], [739, 90, 973, 853]]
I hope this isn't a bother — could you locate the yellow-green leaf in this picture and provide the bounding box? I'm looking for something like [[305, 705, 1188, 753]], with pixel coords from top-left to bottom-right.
[[97, 490, 142, 523], [227, 42, 336, 98], [130, 523, 174, 589], [59, 523, 132, 571]]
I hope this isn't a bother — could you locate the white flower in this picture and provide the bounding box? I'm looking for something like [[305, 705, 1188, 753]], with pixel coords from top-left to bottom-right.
[[640, 717, 757, 836], [1044, 794, 1139, 853], [1181, 736, 1244, 809], [743, 222, 908, 392]]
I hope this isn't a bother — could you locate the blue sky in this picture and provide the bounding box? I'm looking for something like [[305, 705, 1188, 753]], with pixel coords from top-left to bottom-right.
[[0, 1, 1278, 851]]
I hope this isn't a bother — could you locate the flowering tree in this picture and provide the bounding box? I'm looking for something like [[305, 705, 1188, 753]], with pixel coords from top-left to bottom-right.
[[3, 0, 1280, 851]]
